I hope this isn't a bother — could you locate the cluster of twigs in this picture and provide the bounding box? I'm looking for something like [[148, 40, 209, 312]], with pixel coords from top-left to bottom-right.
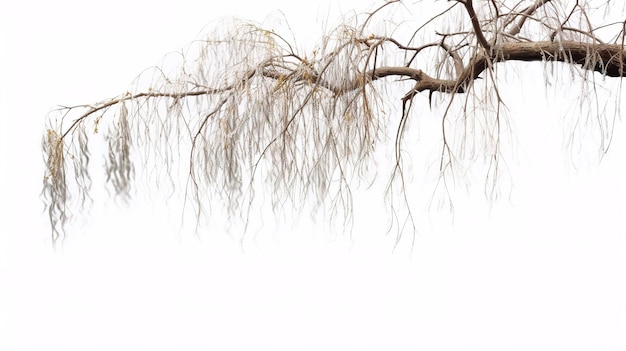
[[42, 0, 625, 244]]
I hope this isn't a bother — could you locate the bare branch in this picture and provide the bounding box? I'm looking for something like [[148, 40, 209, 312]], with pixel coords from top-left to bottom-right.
[[505, 0, 553, 36], [460, 0, 493, 51]]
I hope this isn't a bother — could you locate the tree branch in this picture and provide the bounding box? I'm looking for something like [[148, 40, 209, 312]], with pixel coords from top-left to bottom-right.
[[505, 0, 553, 36], [460, 0, 492, 51], [492, 41, 626, 77], [42, 0, 626, 244], [389, 41, 626, 97]]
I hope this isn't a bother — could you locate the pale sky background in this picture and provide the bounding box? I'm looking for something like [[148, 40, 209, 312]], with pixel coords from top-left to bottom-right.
[[1, 0, 625, 350]]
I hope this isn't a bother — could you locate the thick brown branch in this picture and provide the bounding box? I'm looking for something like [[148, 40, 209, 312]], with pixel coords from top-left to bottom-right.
[[461, 0, 492, 51], [452, 41, 625, 95], [396, 41, 625, 95], [493, 41, 626, 77], [363, 41, 626, 102]]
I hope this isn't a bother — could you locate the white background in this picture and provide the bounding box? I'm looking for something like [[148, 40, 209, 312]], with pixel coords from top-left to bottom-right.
[[1, 0, 625, 350]]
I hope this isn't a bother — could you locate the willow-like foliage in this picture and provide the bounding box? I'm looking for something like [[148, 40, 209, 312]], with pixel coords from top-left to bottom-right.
[[42, 0, 626, 245]]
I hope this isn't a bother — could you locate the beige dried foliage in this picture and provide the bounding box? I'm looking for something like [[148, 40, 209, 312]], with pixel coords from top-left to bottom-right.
[[42, 0, 625, 245]]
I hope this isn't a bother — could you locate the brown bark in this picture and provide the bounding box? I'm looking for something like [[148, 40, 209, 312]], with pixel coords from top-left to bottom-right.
[[367, 41, 625, 99], [490, 41, 625, 77]]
